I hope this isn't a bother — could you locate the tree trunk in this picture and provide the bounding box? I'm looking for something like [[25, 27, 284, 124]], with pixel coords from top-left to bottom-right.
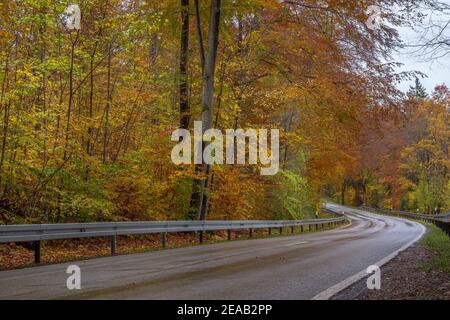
[[194, 0, 205, 71], [103, 47, 112, 164], [63, 31, 80, 161], [197, 0, 222, 221], [341, 182, 346, 205], [180, 0, 190, 130], [0, 46, 10, 187]]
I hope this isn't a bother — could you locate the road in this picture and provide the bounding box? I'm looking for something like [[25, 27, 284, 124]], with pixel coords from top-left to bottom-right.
[[0, 204, 425, 300]]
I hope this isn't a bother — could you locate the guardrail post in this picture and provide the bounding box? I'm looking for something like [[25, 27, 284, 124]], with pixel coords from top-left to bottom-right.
[[300, 225, 304, 233], [111, 235, 117, 256], [199, 231, 204, 244], [249, 228, 253, 238], [279, 227, 283, 235], [34, 241, 41, 264], [269, 228, 272, 235], [291, 226, 294, 233], [227, 229, 232, 240], [161, 233, 167, 248]]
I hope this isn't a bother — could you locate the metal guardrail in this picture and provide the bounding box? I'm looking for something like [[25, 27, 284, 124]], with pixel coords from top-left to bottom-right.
[[0, 215, 346, 265], [360, 206, 450, 236]]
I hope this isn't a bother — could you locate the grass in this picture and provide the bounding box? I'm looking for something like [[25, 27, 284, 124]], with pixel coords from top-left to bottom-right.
[[421, 224, 450, 274]]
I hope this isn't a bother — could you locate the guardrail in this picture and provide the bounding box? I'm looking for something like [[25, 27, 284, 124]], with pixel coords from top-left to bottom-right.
[[0, 215, 346, 265], [360, 206, 450, 236]]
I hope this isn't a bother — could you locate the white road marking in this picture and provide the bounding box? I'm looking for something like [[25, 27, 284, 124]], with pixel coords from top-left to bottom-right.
[[311, 211, 426, 300], [284, 241, 309, 247]]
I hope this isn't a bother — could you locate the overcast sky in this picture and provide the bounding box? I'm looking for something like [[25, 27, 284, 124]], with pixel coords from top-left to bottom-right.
[[393, 3, 450, 94]]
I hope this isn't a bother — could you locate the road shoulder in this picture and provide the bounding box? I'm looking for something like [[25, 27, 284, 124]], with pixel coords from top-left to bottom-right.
[[332, 225, 450, 300]]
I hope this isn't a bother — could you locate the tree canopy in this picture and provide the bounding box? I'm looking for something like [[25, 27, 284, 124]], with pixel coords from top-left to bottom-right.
[[0, 0, 448, 224]]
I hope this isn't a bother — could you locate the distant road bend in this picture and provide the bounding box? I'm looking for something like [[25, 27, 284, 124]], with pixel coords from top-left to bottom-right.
[[0, 204, 425, 300]]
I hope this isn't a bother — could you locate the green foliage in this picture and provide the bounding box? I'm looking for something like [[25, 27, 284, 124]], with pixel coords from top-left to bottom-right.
[[49, 191, 116, 223], [422, 224, 450, 273], [269, 170, 316, 220], [407, 78, 428, 99], [414, 178, 437, 213]]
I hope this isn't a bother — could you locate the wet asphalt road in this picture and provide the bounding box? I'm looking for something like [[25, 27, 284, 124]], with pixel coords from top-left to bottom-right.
[[0, 204, 424, 300]]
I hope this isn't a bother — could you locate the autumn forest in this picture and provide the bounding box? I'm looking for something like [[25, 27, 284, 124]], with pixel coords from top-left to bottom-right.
[[0, 0, 449, 226]]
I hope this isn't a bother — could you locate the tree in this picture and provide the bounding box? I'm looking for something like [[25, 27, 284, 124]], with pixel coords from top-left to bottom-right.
[[407, 78, 428, 99], [1, 0, 446, 225], [196, 0, 222, 220], [179, 0, 190, 131]]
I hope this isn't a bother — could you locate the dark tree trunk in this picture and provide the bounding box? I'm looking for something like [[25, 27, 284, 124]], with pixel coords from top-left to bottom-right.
[[180, 0, 190, 130], [341, 182, 346, 206]]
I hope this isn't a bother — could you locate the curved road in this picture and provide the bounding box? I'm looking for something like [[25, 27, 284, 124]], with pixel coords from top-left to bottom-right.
[[0, 204, 425, 299]]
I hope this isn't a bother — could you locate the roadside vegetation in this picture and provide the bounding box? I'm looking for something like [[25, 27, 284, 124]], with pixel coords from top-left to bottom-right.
[[422, 224, 450, 274], [0, 1, 448, 225]]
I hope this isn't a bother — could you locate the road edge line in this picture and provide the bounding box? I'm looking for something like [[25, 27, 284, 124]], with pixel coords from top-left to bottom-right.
[[311, 213, 426, 300]]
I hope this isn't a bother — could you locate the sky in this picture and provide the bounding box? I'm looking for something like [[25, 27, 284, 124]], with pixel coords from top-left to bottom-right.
[[393, 3, 450, 94]]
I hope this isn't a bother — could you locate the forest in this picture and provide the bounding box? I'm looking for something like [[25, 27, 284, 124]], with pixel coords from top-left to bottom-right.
[[0, 0, 448, 225]]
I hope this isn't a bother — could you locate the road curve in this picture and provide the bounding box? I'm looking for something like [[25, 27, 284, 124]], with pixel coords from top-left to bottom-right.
[[0, 205, 425, 300]]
